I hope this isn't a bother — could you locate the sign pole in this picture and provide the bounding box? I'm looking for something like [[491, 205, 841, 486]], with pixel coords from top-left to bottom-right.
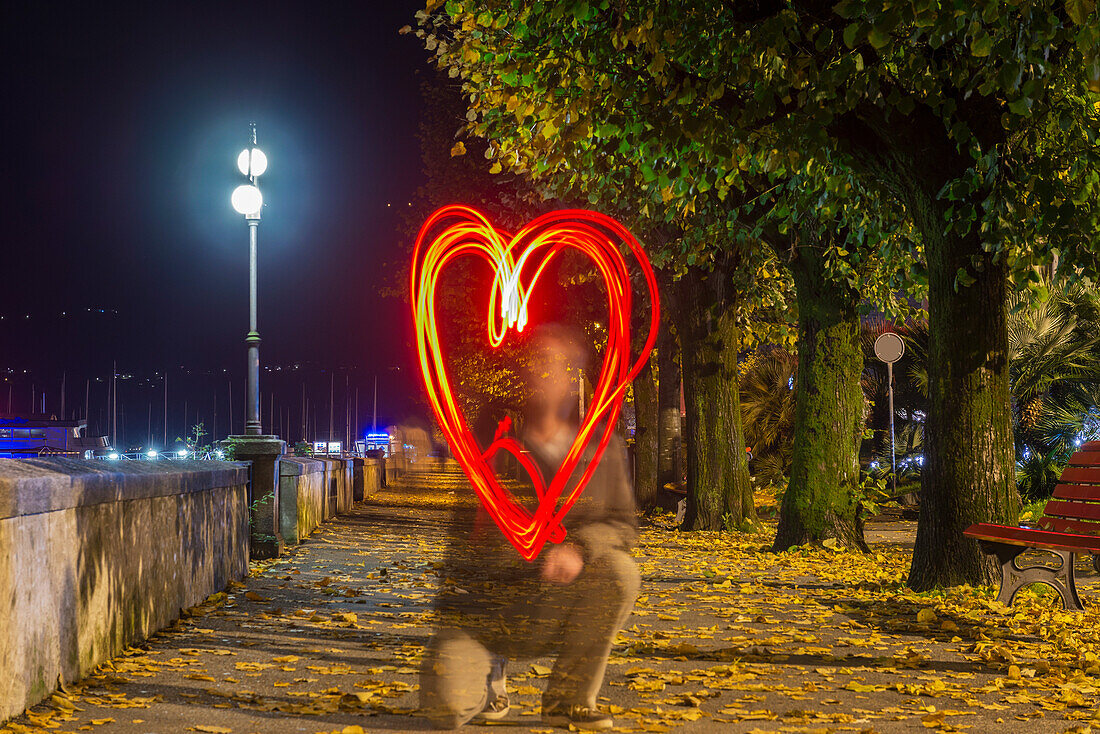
[[873, 332, 906, 498], [888, 360, 896, 498]]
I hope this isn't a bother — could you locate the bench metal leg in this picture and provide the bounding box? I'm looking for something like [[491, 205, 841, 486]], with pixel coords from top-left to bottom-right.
[[674, 497, 687, 527], [980, 542, 1084, 611]]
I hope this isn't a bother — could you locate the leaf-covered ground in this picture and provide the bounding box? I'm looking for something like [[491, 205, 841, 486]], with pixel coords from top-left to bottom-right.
[[6, 467, 1100, 733]]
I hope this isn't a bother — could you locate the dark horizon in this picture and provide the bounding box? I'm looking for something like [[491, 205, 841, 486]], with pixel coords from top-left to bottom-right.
[[1, 1, 434, 446]]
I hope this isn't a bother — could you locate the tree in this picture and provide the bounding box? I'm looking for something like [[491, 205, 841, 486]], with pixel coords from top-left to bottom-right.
[[675, 260, 756, 530], [655, 312, 682, 493], [773, 233, 867, 550], [632, 357, 659, 512], [412, 0, 1100, 586], [762, 170, 915, 550]]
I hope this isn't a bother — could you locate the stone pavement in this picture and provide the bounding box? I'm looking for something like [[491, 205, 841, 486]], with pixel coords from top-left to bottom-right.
[[6, 468, 1100, 734]]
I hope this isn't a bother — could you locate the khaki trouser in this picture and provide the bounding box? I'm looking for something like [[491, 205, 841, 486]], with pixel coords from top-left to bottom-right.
[[419, 549, 640, 729]]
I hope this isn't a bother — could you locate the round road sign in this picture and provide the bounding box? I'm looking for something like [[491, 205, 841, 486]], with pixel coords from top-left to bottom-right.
[[873, 332, 905, 364]]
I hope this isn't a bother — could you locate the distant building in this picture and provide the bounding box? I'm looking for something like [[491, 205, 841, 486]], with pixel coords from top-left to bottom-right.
[[0, 414, 110, 458]]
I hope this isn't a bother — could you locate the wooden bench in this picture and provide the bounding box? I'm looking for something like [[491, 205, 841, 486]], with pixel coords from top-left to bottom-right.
[[964, 443, 1100, 611]]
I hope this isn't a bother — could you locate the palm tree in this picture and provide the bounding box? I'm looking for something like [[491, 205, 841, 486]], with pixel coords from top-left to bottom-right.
[[739, 349, 797, 487], [1008, 279, 1100, 499]]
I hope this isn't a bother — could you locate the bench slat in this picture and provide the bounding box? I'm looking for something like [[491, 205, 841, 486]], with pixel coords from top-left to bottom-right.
[[1053, 483, 1100, 500], [1068, 451, 1100, 467], [1037, 516, 1100, 536], [1043, 499, 1100, 522], [964, 523, 1100, 553], [1054, 466, 1100, 485]]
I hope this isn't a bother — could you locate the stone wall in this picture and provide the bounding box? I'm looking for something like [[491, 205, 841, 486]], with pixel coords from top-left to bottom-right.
[[278, 457, 326, 545], [361, 457, 382, 499], [311, 457, 352, 518], [278, 456, 379, 545], [0, 459, 249, 721]]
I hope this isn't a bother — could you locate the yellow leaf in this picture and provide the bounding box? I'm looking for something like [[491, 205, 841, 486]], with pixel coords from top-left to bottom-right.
[[244, 591, 268, 602], [192, 727, 232, 734], [450, 142, 467, 157], [916, 608, 937, 623]]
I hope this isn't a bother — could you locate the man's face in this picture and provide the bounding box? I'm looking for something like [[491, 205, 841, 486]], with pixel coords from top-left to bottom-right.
[[527, 336, 577, 411]]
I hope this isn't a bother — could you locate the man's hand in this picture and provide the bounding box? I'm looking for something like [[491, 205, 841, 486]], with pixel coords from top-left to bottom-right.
[[541, 543, 584, 584]]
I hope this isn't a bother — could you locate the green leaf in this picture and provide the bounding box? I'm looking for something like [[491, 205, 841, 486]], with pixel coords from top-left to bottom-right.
[[1008, 97, 1032, 116], [843, 23, 860, 49], [834, 0, 861, 20], [970, 33, 993, 57], [867, 26, 890, 49], [955, 267, 976, 289], [1066, 0, 1096, 25]]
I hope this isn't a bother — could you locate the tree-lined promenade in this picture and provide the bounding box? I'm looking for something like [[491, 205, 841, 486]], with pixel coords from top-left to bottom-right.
[[405, 0, 1100, 592], [7, 471, 1100, 734]]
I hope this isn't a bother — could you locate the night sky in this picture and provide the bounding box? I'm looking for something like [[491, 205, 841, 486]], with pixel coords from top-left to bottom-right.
[[1, 1, 431, 446]]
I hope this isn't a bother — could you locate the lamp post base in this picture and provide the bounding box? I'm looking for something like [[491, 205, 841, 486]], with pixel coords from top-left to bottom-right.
[[228, 434, 286, 559]]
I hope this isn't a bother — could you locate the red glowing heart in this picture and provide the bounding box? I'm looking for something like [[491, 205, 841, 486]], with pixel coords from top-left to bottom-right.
[[410, 206, 659, 560]]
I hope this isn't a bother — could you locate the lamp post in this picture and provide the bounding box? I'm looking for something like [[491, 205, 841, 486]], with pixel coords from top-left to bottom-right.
[[231, 123, 268, 435], [229, 122, 285, 559]]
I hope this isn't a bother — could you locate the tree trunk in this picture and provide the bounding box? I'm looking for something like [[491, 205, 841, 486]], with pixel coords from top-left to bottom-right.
[[632, 358, 659, 512], [908, 236, 1018, 590], [656, 316, 682, 490], [773, 242, 867, 551], [835, 106, 1019, 589], [676, 266, 755, 531]]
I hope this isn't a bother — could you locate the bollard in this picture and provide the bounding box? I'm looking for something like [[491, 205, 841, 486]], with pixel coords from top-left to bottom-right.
[[229, 435, 286, 559]]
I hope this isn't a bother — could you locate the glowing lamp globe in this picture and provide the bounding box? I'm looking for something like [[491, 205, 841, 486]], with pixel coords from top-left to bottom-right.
[[237, 147, 268, 177], [231, 184, 263, 215]]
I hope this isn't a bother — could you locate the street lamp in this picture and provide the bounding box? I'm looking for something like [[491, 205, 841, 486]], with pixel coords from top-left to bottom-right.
[[229, 122, 286, 560], [231, 122, 266, 436]]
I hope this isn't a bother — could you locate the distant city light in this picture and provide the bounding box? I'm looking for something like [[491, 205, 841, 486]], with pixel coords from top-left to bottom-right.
[[231, 184, 263, 215], [177, 449, 188, 458], [107, 452, 119, 460], [236, 147, 268, 177], [214, 450, 225, 459], [146, 449, 157, 458]]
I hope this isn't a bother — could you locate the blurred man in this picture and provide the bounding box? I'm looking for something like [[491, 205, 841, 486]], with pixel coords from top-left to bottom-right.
[[420, 324, 639, 730]]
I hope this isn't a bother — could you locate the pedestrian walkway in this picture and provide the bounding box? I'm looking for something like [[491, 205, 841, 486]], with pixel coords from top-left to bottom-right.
[[6, 469, 1100, 733]]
